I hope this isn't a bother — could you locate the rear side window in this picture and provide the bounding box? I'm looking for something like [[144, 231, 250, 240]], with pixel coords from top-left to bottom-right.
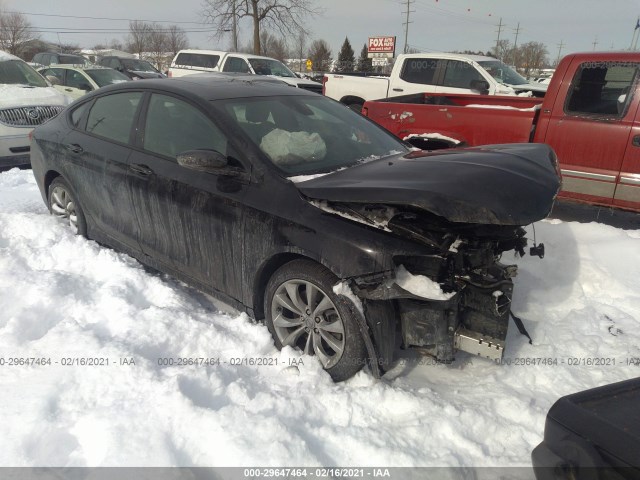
[[143, 94, 227, 158], [566, 62, 639, 117], [223, 57, 250, 73], [442, 60, 485, 89], [174, 53, 220, 69], [70, 102, 90, 127], [86, 92, 142, 144], [400, 58, 441, 85]]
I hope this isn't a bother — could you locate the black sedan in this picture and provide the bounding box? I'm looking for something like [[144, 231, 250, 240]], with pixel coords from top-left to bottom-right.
[[30, 76, 561, 381]]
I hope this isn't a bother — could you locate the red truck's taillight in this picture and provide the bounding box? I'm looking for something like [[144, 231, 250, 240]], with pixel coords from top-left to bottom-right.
[[322, 76, 328, 95]]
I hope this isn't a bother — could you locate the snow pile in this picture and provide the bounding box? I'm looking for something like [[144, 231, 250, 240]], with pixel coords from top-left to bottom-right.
[[1, 168, 639, 468], [392, 265, 455, 301], [465, 104, 540, 112], [402, 133, 461, 145]]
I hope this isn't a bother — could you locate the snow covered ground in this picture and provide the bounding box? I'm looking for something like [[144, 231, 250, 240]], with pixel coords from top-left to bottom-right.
[[1, 168, 639, 468]]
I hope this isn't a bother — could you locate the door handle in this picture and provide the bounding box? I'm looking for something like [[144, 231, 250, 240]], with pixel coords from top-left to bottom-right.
[[392, 88, 404, 92], [130, 163, 154, 175], [65, 143, 83, 154], [633, 135, 640, 147]]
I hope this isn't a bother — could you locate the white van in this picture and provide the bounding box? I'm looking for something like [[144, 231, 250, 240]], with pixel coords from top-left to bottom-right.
[[169, 49, 321, 93]]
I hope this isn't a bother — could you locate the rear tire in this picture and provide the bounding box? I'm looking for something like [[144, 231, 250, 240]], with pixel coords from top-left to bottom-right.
[[48, 177, 87, 236], [264, 259, 367, 381]]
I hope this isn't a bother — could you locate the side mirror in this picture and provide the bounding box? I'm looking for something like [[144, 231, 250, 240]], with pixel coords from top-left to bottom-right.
[[46, 75, 60, 86], [470, 80, 490, 94], [177, 149, 229, 171]]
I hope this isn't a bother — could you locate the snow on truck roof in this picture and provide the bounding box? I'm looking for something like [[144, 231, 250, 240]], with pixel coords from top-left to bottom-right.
[[400, 52, 496, 62]]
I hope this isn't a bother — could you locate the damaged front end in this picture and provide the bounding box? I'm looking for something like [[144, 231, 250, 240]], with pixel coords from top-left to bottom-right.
[[297, 143, 561, 368], [320, 202, 544, 366]]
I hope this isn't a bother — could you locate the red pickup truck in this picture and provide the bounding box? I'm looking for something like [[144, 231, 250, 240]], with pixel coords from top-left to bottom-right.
[[362, 52, 640, 213]]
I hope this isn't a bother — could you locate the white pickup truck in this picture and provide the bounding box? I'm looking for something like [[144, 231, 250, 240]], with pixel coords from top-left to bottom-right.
[[323, 52, 547, 108], [168, 49, 322, 93]]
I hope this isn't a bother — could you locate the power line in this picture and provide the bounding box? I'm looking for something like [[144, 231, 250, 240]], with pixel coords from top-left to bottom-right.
[[3, 10, 204, 25]]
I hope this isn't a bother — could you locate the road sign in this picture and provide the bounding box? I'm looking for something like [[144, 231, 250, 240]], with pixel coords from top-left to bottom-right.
[[306, 59, 312, 71]]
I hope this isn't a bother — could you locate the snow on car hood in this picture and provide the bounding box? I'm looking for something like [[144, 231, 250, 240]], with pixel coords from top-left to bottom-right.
[[0, 85, 71, 108], [512, 82, 548, 93], [296, 143, 562, 226]]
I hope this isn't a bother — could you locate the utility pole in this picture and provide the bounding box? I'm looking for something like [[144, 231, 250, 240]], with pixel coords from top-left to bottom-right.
[[631, 17, 640, 50], [232, 0, 238, 52], [592, 36, 598, 51], [512, 22, 521, 68], [402, 0, 415, 54], [495, 18, 505, 60], [556, 40, 565, 66]]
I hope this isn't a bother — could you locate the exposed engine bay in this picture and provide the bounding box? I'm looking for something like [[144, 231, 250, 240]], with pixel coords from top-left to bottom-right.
[[315, 201, 545, 366]]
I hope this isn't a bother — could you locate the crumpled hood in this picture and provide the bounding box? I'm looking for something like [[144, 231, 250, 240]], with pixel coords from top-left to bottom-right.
[[296, 143, 561, 225], [0, 85, 70, 108]]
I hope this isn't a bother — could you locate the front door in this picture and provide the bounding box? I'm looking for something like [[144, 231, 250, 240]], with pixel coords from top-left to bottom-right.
[[128, 92, 248, 300], [540, 59, 640, 206]]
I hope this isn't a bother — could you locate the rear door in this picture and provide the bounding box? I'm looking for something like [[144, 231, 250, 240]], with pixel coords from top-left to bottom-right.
[[539, 59, 640, 206], [388, 57, 444, 97], [63, 91, 144, 251], [127, 92, 249, 300]]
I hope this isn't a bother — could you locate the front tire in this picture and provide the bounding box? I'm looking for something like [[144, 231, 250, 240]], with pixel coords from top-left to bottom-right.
[[264, 259, 367, 381], [48, 177, 87, 236]]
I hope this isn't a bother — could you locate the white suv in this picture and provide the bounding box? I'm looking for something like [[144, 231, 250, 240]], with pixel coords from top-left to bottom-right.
[[169, 49, 322, 93], [1, 51, 71, 168]]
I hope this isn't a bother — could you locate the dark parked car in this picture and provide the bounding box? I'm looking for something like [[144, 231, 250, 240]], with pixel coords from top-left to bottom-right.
[[32, 52, 90, 67], [98, 56, 165, 79], [30, 77, 561, 381], [532, 377, 640, 479]]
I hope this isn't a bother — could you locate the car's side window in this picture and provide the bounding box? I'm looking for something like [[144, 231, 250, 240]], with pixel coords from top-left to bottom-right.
[[223, 57, 250, 73], [565, 62, 639, 117], [143, 94, 228, 159], [400, 58, 441, 85], [442, 60, 485, 89], [41, 68, 65, 84], [86, 92, 142, 144], [66, 70, 90, 90], [70, 102, 90, 127]]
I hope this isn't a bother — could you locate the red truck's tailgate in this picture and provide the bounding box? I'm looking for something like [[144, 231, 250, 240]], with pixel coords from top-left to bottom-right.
[[364, 93, 543, 147]]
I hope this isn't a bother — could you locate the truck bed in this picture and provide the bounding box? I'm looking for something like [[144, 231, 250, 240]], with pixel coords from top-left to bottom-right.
[[363, 93, 544, 148]]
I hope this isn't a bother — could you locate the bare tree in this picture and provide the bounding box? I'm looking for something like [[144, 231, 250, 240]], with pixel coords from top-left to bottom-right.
[[0, 11, 38, 56], [295, 29, 306, 72], [147, 23, 168, 69], [166, 25, 188, 56], [259, 30, 287, 60], [202, 0, 321, 55], [127, 20, 151, 57], [519, 41, 548, 75], [308, 38, 331, 73]]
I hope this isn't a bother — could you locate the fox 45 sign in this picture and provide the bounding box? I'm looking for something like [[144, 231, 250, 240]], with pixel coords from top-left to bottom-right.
[[368, 36, 396, 58]]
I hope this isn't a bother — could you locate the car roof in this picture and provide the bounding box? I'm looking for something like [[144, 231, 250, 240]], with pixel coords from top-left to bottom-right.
[[401, 52, 497, 62], [92, 75, 312, 101], [39, 64, 112, 71], [174, 49, 226, 57], [0, 50, 21, 62]]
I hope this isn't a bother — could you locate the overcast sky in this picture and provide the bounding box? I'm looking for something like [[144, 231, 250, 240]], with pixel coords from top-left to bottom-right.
[[4, 0, 640, 61]]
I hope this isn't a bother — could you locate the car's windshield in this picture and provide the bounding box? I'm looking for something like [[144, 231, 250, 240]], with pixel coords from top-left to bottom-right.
[[478, 60, 528, 85], [122, 59, 158, 72], [86, 69, 130, 87], [215, 95, 408, 176], [0, 60, 48, 87], [248, 58, 297, 78]]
